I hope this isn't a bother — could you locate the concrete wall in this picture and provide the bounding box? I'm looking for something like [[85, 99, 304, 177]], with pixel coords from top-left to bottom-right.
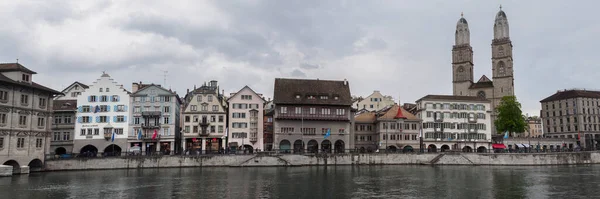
[[43, 152, 600, 171]]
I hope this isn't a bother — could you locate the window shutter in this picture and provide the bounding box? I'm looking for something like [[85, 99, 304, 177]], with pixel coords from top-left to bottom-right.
[[87, 96, 91, 102], [78, 106, 82, 112], [124, 105, 128, 111], [114, 105, 118, 111], [124, 116, 127, 122], [77, 116, 82, 123], [109, 96, 113, 102], [107, 106, 111, 112], [113, 116, 117, 123], [116, 96, 119, 102], [95, 116, 100, 123]]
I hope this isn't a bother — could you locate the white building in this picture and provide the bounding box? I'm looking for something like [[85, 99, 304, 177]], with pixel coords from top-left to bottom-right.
[[353, 90, 395, 111], [415, 95, 492, 152], [73, 72, 130, 156], [181, 80, 227, 154], [227, 86, 265, 152]]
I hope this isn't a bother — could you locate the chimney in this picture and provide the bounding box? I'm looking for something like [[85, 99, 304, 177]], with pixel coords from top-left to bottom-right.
[[187, 88, 190, 94], [132, 82, 139, 93], [343, 78, 347, 85]]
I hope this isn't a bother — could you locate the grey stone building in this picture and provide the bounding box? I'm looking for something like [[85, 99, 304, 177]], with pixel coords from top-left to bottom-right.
[[50, 82, 88, 156], [129, 82, 181, 155], [0, 63, 61, 174], [272, 78, 354, 153], [452, 8, 515, 135], [540, 89, 600, 149]]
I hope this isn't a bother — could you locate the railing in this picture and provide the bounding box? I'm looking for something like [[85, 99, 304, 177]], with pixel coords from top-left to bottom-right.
[[141, 123, 161, 129], [142, 111, 161, 117], [276, 113, 349, 121]]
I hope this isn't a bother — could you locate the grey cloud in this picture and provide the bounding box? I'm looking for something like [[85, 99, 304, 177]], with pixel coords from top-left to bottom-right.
[[291, 69, 306, 77], [300, 63, 320, 70]]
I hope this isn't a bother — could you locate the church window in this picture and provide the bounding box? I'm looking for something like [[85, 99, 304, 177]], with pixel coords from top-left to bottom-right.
[[477, 91, 486, 99], [497, 62, 506, 76], [456, 66, 465, 81]]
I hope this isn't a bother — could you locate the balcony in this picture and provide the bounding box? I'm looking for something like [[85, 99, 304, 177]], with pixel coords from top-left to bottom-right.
[[249, 137, 258, 142], [276, 113, 349, 121], [199, 119, 210, 127], [142, 111, 161, 117], [141, 123, 161, 129], [468, 118, 477, 123], [434, 116, 443, 122]]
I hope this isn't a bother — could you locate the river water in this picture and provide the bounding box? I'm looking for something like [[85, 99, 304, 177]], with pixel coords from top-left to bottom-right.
[[1, 165, 599, 199]]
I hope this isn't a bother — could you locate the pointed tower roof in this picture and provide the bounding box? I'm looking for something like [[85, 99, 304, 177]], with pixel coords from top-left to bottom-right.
[[394, 105, 406, 119], [494, 5, 510, 40], [455, 12, 470, 45]]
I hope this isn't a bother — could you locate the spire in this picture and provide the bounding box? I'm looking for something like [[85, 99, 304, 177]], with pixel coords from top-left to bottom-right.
[[499, 4, 502, 10], [494, 6, 509, 39], [455, 12, 470, 45], [394, 104, 406, 119]]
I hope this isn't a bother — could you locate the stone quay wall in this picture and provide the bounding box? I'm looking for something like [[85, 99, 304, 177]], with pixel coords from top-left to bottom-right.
[[43, 152, 600, 171]]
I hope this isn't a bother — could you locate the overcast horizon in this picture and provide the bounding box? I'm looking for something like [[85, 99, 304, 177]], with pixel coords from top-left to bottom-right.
[[1, 0, 598, 116]]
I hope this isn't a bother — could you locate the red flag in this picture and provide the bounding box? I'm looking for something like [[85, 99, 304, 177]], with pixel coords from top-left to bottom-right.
[[578, 131, 581, 140], [192, 138, 197, 142], [152, 129, 157, 140]]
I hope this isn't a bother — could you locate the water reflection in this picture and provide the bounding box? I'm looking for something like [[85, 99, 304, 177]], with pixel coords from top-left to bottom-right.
[[1, 165, 599, 198]]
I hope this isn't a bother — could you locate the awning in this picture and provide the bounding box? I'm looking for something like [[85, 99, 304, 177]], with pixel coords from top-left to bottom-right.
[[492, 144, 506, 149], [523, 144, 531, 148], [516, 144, 524, 148]]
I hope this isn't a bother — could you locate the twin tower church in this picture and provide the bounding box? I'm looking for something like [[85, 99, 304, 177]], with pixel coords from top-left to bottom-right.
[[452, 7, 515, 134]]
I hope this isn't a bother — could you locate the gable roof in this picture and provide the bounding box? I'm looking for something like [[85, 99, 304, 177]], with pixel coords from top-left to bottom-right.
[[227, 85, 266, 102], [377, 105, 419, 120], [132, 83, 177, 95], [0, 73, 61, 94], [469, 75, 494, 89], [0, 63, 37, 74], [273, 78, 352, 105], [355, 111, 377, 123], [61, 81, 89, 93], [53, 100, 78, 111], [540, 89, 600, 103]]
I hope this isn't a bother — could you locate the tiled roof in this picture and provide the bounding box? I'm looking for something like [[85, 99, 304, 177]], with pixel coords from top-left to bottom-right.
[[417, 95, 490, 103], [540, 89, 600, 102], [273, 78, 352, 105], [0, 73, 61, 94], [53, 100, 78, 111], [60, 81, 89, 93], [378, 105, 419, 120], [0, 63, 37, 74], [355, 111, 376, 123]]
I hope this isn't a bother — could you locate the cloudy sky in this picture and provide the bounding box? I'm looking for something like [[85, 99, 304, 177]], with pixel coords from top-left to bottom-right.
[[1, 0, 598, 116]]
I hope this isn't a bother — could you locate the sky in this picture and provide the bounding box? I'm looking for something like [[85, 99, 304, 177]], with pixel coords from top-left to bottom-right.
[[1, 0, 598, 116]]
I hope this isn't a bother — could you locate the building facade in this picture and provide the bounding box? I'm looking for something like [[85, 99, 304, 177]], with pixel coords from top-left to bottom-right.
[[525, 117, 543, 138], [352, 90, 395, 111], [354, 104, 421, 152], [540, 89, 600, 149], [0, 63, 61, 173], [416, 95, 492, 152], [129, 82, 181, 155], [273, 78, 354, 153], [227, 86, 265, 153], [73, 73, 130, 156], [51, 82, 88, 155], [263, 108, 274, 151], [181, 81, 227, 154], [452, 8, 515, 135]]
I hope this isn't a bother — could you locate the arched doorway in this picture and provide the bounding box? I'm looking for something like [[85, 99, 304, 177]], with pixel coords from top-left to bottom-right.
[[367, 147, 374, 153], [321, 140, 332, 153], [279, 140, 291, 153], [477, 146, 487, 153], [243, 145, 254, 154], [462, 146, 473, 152], [403, 145, 414, 153], [293, 140, 304, 153], [360, 147, 366, 153], [387, 146, 397, 153], [103, 144, 122, 156], [3, 160, 21, 174], [28, 159, 44, 172], [441, 145, 450, 152], [334, 140, 345, 153], [307, 140, 318, 153], [55, 147, 67, 155], [80, 145, 98, 157], [428, 144, 437, 153]]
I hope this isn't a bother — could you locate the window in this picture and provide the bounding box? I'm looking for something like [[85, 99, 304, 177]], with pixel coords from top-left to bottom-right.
[[17, 137, 25, 148], [164, 117, 170, 124], [80, 129, 86, 136], [202, 105, 208, 111], [54, 132, 61, 141], [210, 126, 215, 133], [295, 107, 302, 114], [81, 106, 90, 112], [210, 116, 216, 122], [0, 137, 3, 148], [35, 138, 43, 148], [164, 106, 170, 113], [39, 98, 46, 107], [185, 126, 190, 133], [208, 95, 213, 102], [20, 94, 28, 104], [185, 116, 190, 122], [94, 128, 99, 135], [100, 105, 109, 112], [117, 116, 125, 122], [106, 88, 110, 92], [212, 105, 218, 111], [19, 115, 27, 125], [112, 95, 119, 102], [321, 108, 331, 115], [90, 96, 97, 102], [22, 74, 29, 82], [336, 109, 345, 115], [281, 127, 294, 134], [0, 113, 6, 124], [218, 126, 224, 133], [99, 88, 103, 92], [115, 128, 124, 135], [310, 108, 316, 114], [71, 92, 81, 97], [280, 107, 287, 113], [54, 116, 62, 124], [191, 105, 197, 111], [100, 95, 108, 102], [99, 116, 108, 123], [164, 96, 171, 102], [0, 90, 8, 101], [37, 118, 45, 126], [63, 132, 70, 141], [82, 116, 91, 123], [241, 95, 252, 100], [320, 95, 328, 100], [197, 96, 202, 102], [218, 116, 224, 122], [116, 105, 125, 112]]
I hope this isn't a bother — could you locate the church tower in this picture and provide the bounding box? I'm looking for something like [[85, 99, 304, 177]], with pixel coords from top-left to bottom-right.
[[491, 6, 515, 109], [452, 13, 474, 96]]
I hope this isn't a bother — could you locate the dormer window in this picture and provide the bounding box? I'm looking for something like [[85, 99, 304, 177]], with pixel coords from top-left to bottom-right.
[[74, 85, 79, 90], [333, 95, 339, 100], [21, 74, 29, 82], [295, 95, 301, 99], [307, 95, 315, 100], [320, 95, 328, 100]]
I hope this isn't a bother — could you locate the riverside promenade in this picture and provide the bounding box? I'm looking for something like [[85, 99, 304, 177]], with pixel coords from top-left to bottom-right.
[[34, 152, 600, 172]]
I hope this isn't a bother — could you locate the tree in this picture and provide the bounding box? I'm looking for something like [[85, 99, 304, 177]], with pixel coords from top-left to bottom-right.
[[495, 96, 527, 135]]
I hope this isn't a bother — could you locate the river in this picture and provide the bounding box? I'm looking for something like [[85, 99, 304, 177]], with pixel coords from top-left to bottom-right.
[[1, 165, 598, 198]]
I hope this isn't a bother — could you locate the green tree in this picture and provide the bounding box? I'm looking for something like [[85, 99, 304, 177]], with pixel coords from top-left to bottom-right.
[[495, 96, 527, 135]]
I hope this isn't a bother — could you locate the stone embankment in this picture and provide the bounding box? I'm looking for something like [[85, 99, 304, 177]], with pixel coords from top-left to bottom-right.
[[43, 152, 600, 171]]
